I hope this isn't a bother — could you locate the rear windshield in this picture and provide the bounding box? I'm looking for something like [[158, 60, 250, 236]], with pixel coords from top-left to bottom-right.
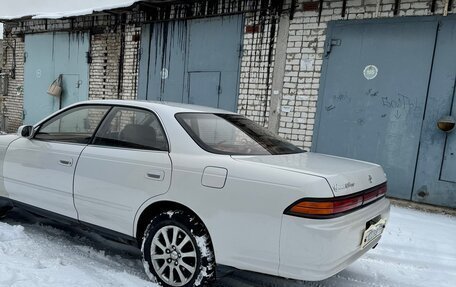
[[175, 113, 304, 155]]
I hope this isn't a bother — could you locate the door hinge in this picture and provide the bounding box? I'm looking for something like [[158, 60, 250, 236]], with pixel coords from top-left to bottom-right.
[[24, 52, 27, 63], [218, 84, 222, 95], [324, 39, 341, 58]]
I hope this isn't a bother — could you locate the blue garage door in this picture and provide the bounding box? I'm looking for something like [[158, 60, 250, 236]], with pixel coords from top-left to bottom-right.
[[413, 16, 456, 207], [24, 32, 89, 125], [138, 15, 243, 111], [314, 16, 456, 208]]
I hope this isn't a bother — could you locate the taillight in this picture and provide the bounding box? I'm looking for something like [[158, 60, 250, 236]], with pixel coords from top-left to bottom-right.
[[363, 183, 387, 204], [285, 182, 387, 219], [289, 196, 363, 216]]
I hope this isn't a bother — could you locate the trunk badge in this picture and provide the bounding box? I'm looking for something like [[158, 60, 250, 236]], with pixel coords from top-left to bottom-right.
[[333, 182, 355, 192]]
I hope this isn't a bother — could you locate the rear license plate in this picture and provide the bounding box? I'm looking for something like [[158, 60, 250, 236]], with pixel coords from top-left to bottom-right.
[[361, 218, 387, 249]]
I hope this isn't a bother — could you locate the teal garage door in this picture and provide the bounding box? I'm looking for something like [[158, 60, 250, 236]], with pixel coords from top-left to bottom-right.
[[24, 32, 90, 125], [314, 16, 456, 208], [138, 15, 243, 112]]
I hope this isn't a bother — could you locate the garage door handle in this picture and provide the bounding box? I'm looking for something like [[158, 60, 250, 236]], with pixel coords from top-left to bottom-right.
[[437, 115, 455, 133], [59, 159, 73, 167], [146, 171, 164, 181]]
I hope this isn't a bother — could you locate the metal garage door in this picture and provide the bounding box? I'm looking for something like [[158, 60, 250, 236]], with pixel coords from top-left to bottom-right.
[[23, 32, 90, 125], [314, 16, 456, 208], [413, 16, 456, 207], [138, 15, 243, 111]]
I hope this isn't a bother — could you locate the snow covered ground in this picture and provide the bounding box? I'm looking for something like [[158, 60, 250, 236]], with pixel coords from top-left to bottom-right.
[[0, 205, 455, 287]]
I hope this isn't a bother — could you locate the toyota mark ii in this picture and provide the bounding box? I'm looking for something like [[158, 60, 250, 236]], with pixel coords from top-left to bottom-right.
[[0, 100, 390, 286]]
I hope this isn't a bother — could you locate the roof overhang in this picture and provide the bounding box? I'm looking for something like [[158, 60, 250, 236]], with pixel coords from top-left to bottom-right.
[[0, 0, 158, 21]]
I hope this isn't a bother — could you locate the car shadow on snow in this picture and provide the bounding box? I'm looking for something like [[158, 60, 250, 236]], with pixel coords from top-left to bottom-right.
[[3, 208, 142, 259], [3, 208, 355, 287]]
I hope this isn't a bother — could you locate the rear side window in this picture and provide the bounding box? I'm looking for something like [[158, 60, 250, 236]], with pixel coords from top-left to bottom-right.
[[176, 113, 303, 155], [93, 107, 168, 151]]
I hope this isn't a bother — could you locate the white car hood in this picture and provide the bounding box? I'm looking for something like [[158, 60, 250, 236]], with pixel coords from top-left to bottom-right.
[[231, 152, 386, 197]]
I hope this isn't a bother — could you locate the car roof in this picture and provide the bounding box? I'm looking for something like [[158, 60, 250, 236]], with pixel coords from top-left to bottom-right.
[[82, 100, 237, 115]]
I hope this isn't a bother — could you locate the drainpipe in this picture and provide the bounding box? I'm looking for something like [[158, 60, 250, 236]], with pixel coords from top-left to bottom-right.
[[117, 14, 126, 99]]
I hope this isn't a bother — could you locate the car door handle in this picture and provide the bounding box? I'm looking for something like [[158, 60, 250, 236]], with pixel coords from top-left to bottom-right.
[[146, 171, 164, 181], [59, 159, 73, 167]]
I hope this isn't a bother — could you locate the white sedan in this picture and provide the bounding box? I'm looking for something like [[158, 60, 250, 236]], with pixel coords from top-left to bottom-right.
[[0, 100, 390, 287]]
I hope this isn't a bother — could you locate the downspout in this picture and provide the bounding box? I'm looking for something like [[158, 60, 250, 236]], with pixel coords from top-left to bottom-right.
[[117, 14, 126, 99]]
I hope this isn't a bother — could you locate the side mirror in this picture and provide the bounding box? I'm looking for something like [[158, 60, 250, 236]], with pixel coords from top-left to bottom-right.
[[17, 125, 34, 138]]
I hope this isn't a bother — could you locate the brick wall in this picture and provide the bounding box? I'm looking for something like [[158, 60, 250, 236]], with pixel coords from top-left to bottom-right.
[[88, 17, 141, 102], [238, 14, 278, 127], [0, 39, 3, 68], [88, 26, 122, 101], [120, 23, 141, 100], [1, 33, 24, 132], [278, 0, 456, 150], [1, 16, 140, 132]]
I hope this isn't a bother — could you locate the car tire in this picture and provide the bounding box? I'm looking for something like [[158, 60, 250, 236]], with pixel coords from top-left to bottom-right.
[[141, 210, 216, 287]]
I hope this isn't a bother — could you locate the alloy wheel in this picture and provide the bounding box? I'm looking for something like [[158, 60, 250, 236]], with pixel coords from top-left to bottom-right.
[[150, 225, 198, 286]]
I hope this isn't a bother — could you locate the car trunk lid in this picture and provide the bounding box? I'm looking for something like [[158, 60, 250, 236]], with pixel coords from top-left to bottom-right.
[[231, 152, 386, 197]]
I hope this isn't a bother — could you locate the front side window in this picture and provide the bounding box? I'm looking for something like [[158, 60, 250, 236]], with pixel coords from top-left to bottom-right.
[[34, 105, 110, 144], [93, 107, 168, 151], [175, 113, 304, 155]]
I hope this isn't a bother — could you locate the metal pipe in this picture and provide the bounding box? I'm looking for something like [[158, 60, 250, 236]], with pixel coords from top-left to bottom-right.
[[342, 0, 347, 18], [117, 14, 126, 99], [318, 0, 324, 24], [289, 0, 296, 20], [431, 0, 437, 13], [393, 0, 400, 15]]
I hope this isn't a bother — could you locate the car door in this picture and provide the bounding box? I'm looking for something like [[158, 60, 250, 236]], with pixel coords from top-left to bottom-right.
[[3, 105, 111, 218], [74, 106, 172, 235]]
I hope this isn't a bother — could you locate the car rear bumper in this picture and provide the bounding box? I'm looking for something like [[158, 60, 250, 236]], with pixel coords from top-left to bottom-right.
[[279, 197, 390, 281]]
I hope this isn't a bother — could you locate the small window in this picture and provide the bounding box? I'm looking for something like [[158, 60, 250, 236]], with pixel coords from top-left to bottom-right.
[[93, 107, 168, 151], [34, 105, 111, 144]]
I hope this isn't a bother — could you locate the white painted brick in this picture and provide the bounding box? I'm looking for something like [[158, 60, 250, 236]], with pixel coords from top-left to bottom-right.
[[411, 2, 429, 9]]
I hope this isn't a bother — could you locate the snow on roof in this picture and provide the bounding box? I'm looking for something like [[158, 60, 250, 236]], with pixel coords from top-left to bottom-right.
[[0, 0, 143, 21]]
